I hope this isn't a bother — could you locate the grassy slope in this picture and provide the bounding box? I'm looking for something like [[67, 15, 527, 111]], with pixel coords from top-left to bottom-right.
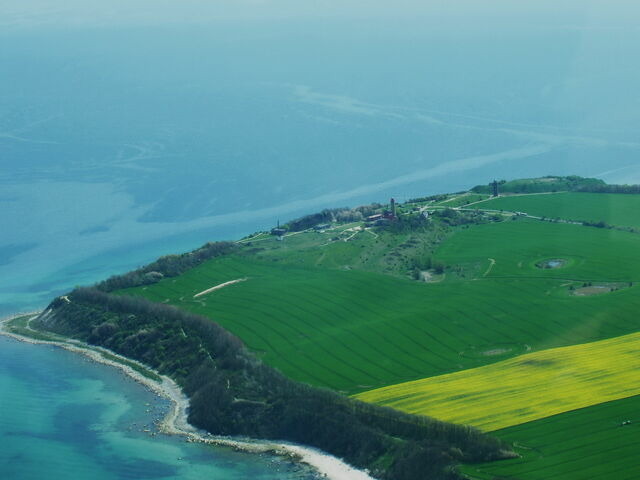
[[242, 221, 446, 279], [122, 218, 640, 394], [460, 395, 640, 480], [471, 192, 640, 228], [354, 331, 640, 431], [433, 193, 490, 208]]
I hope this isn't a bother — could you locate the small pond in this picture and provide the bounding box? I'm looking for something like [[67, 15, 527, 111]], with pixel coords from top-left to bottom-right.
[[536, 258, 566, 269]]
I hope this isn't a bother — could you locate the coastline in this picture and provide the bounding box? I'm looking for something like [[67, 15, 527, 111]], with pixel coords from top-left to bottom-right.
[[0, 312, 375, 480]]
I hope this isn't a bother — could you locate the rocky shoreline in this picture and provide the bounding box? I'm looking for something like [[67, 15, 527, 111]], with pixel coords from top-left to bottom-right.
[[0, 312, 375, 480]]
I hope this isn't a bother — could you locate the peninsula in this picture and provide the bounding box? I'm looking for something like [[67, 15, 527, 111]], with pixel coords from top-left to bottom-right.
[[9, 175, 640, 480]]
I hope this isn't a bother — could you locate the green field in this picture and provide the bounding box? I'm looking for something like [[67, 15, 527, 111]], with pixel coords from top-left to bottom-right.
[[122, 251, 640, 394], [472, 192, 640, 228], [461, 395, 640, 480], [435, 218, 640, 281]]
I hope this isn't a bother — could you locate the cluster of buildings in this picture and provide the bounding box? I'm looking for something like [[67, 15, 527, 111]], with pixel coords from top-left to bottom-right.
[[271, 198, 400, 238], [365, 198, 398, 226], [271, 220, 287, 239]]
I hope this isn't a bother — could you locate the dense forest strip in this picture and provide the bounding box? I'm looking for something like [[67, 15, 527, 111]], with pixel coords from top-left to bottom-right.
[[36, 288, 510, 480]]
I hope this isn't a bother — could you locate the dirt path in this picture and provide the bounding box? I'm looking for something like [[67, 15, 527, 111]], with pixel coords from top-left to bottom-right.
[[236, 229, 312, 244], [343, 228, 361, 242], [438, 193, 470, 205], [464, 191, 567, 208], [464, 197, 494, 207], [193, 278, 248, 298], [364, 228, 378, 238], [483, 258, 496, 277]]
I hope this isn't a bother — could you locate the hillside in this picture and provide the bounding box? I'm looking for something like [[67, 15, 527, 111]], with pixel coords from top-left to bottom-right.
[[32, 177, 640, 480]]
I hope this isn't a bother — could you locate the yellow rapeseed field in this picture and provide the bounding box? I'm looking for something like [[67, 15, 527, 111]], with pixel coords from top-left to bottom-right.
[[354, 331, 640, 431]]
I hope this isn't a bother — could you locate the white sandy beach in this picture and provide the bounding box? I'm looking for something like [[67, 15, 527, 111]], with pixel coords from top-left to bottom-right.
[[0, 312, 376, 480]]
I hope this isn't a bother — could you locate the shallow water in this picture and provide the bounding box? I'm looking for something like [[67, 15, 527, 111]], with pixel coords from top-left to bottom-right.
[[0, 336, 318, 480]]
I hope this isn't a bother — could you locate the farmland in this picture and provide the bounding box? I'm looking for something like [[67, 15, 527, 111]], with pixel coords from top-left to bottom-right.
[[470, 192, 640, 229], [434, 217, 640, 281], [460, 395, 640, 480], [353, 331, 640, 431], [122, 250, 640, 394]]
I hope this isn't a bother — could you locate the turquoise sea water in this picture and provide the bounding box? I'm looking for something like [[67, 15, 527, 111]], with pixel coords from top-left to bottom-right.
[[0, 336, 317, 479]]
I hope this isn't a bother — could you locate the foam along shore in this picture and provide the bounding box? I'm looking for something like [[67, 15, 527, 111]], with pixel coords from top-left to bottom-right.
[[0, 312, 376, 480], [193, 278, 248, 298]]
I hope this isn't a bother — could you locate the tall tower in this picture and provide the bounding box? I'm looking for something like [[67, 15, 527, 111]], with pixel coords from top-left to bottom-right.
[[390, 198, 397, 217], [492, 180, 499, 197]]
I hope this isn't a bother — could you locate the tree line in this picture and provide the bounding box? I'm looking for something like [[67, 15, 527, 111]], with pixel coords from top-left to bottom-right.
[[576, 183, 640, 194], [284, 204, 382, 232], [471, 175, 605, 194]]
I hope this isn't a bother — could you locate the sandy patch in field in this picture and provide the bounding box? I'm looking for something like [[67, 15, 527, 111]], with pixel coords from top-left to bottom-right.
[[460, 343, 525, 359], [419, 271, 445, 283], [194, 278, 247, 298], [481, 348, 511, 356], [573, 286, 611, 296]]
